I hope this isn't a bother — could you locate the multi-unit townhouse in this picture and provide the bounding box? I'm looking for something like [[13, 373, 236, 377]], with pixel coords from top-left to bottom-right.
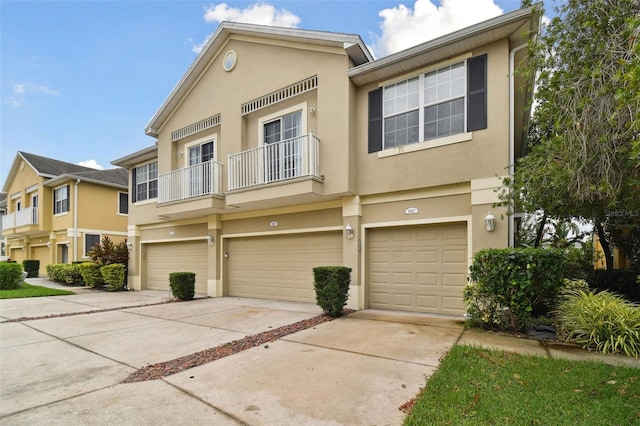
[[113, 4, 541, 315], [2, 152, 129, 276]]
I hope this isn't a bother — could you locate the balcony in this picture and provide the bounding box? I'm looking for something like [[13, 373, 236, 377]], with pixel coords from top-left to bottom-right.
[[158, 160, 223, 204], [155, 160, 225, 220], [2, 207, 38, 233], [228, 132, 320, 191]]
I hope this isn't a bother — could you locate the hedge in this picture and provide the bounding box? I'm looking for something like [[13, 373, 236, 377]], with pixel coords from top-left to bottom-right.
[[22, 260, 40, 278], [101, 263, 126, 291], [0, 262, 23, 290], [169, 272, 196, 300], [464, 247, 567, 331], [313, 266, 351, 317]]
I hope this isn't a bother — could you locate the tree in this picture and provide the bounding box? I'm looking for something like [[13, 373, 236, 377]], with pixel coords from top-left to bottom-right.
[[503, 0, 640, 271]]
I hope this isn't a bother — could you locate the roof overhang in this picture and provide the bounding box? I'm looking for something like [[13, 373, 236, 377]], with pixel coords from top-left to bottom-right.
[[43, 174, 128, 190], [111, 145, 158, 168], [145, 21, 373, 138], [348, 3, 541, 86]]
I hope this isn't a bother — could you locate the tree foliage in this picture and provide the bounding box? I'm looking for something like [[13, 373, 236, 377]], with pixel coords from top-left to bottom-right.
[[503, 0, 640, 270]]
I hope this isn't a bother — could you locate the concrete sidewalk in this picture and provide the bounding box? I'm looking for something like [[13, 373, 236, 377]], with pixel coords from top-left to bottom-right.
[[1, 279, 638, 425]]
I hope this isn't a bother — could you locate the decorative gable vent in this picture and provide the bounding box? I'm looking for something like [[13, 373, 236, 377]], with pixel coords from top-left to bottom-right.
[[241, 75, 318, 116], [171, 114, 221, 142]]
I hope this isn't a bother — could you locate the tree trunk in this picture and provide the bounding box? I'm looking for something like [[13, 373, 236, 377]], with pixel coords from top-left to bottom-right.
[[534, 213, 547, 248], [595, 221, 614, 272]]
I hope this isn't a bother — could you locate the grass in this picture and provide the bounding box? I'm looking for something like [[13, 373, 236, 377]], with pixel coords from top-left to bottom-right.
[[405, 345, 640, 425], [0, 282, 75, 299]]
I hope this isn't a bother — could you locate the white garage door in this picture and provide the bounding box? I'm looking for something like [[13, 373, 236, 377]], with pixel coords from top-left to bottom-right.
[[146, 241, 208, 294], [368, 223, 468, 315], [227, 232, 343, 303]]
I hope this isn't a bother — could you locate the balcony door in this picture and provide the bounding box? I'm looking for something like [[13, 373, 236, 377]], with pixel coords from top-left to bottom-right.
[[263, 111, 302, 182], [187, 140, 214, 197]]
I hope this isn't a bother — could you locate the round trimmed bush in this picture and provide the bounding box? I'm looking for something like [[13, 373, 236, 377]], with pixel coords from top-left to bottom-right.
[[169, 272, 195, 300], [0, 262, 23, 290]]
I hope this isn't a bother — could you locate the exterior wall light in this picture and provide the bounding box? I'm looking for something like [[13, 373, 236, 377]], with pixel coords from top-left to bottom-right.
[[64, 240, 71, 247], [207, 235, 214, 246], [126, 242, 134, 250], [485, 212, 496, 232], [46, 242, 52, 248], [344, 224, 354, 240]]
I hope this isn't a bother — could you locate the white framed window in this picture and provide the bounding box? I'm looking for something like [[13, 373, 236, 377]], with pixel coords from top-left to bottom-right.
[[383, 61, 466, 149], [263, 110, 303, 181], [424, 62, 466, 139], [118, 192, 128, 215], [85, 234, 100, 256], [53, 185, 69, 215], [133, 162, 158, 202]]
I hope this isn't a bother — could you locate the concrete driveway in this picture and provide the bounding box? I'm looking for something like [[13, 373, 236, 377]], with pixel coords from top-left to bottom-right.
[[0, 282, 465, 425]]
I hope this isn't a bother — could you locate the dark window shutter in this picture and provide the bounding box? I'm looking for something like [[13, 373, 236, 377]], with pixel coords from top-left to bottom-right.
[[368, 87, 383, 153], [131, 168, 137, 203], [467, 54, 487, 131]]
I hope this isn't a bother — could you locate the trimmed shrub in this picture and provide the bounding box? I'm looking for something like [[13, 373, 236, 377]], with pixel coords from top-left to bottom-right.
[[464, 248, 567, 331], [555, 289, 640, 358], [78, 262, 104, 288], [0, 262, 23, 290], [101, 263, 126, 291], [46, 264, 84, 286], [586, 269, 640, 303], [22, 260, 40, 278], [46, 264, 64, 283], [313, 266, 351, 317], [169, 272, 195, 300]]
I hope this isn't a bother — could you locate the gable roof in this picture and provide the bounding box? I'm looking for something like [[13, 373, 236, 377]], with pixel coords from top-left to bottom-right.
[[145, 21, 373, 137], [348, 3, 542, 86], [19, 151, 96, 178], [43, 168, 129, 189], [2, 152, 128, 192]]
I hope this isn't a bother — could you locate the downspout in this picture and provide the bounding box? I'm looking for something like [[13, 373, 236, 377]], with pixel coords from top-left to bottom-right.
[[74, 179, 80, 261], [508, 43, 528, 247]]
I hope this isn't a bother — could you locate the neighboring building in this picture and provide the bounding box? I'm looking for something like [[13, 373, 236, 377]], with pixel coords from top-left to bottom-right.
[[113, 5, 541, 315], [1, 152, 129, 276]]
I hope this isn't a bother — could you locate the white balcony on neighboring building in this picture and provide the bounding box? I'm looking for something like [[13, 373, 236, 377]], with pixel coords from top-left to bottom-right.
[[1, 207, 38, 232], [158, 160, 223, 204], [228, 132, 321, 191]]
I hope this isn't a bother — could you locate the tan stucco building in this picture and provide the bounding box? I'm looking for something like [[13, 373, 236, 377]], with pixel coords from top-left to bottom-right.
[[113, 5, 541, 315], [2, 152, 129, 275]]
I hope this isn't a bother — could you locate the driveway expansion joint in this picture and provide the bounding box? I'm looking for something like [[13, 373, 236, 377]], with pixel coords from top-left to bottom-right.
[[123, 311, 352, 383], [0, 299, 179, 323]]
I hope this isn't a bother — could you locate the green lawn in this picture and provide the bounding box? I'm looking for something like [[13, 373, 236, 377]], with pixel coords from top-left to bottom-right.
[[0, 283, 75, 299], [405, 345, 640, 425]]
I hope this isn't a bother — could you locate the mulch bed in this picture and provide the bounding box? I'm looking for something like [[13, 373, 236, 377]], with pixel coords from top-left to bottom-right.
[[124, 309, 354, 383]]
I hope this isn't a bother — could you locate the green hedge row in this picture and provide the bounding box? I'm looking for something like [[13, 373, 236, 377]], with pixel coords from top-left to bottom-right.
[[313, 266, 351, 317], [47, 263, 126, 291]]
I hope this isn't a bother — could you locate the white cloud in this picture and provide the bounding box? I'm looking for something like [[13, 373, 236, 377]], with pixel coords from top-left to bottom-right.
[[372, 0, 504, 57], [7, 82, 59, 107], [193, 2, 301, 54], [78, 160, 104, 170]]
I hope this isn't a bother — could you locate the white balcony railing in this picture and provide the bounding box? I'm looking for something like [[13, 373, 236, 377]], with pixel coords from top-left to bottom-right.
[[158, 160, 222, 204], [1, 207, 38, 231], [228, 132, 320, 191]]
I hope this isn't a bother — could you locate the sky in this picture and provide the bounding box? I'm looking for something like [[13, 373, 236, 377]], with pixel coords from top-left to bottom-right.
[[0, 0, 553, 186]]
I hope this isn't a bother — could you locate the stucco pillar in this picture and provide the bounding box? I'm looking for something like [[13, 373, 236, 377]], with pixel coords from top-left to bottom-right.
[[127, 225, 141, 291], [342, 196, 362, 310], [207, 215, 222, 297]]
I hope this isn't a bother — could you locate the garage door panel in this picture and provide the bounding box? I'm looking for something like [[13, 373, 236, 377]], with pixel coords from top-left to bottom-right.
[[228, 232, 342, 304], [368, 223, 467, 315], [146, 241, 208, 294]]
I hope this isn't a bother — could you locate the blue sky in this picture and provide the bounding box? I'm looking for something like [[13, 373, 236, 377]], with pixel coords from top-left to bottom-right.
[[1, 0, 546, 185]]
